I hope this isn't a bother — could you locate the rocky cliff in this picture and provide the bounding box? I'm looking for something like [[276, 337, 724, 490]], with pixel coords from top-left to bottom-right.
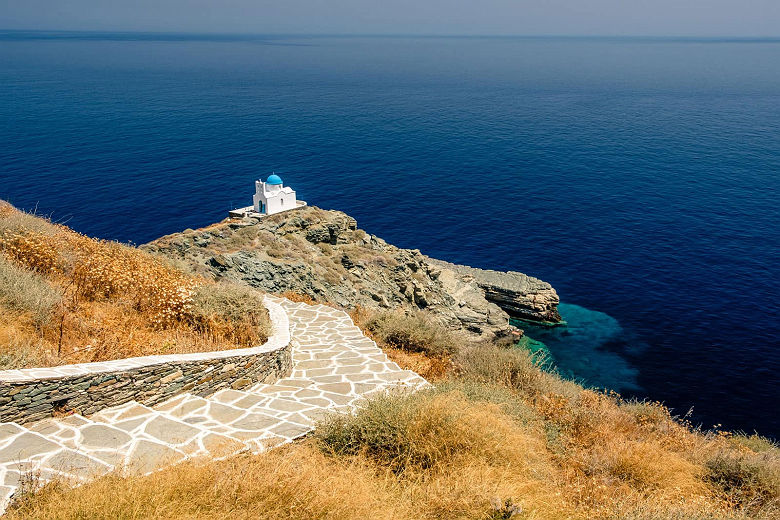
[[425, 258, 561, 324], [144, 206, 561, 340]]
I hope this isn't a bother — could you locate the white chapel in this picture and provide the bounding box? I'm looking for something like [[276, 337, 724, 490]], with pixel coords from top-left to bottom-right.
[[253, 174, 297, 215], [230, 173, 305, 218]]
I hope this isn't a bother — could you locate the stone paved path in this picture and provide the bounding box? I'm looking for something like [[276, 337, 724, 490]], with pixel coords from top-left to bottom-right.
[[0, 297, 427, 513]]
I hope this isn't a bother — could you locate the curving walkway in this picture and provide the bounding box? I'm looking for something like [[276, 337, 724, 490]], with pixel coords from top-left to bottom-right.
[[0, 297, 427, 513]]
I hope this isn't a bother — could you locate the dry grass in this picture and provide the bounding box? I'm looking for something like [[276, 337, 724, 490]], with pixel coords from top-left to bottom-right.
[[350, 305, 456, 380], [280, 290, 317, 305], [0, 205, 270, 368], [8, 382, 779, 520], [384, 347, 452, 381], [351, 306, 458, 359], [0, 256, 62, 327], [7, 392, 571, 520], [705, 447, 780, 512], [189, 282, 272, 347], [6, 444, 408, 520], [5, 232, 779, 519], [350, 309, 780, 519]]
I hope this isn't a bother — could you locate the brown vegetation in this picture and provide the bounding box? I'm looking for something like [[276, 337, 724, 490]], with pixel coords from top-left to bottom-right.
[[0, 206, 270, 369], [280, 290, 317, 305], [4, 221, 778, 519], [10, 378, 777, 519], [350, 305, 456, 380]]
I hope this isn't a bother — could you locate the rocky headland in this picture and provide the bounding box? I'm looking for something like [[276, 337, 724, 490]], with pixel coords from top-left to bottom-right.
[[144, 206, 561, 340]]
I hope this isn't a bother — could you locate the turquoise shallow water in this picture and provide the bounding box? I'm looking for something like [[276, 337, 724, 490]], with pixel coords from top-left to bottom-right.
[[1, 32, 778, 436], [517, 304, 642, 394]]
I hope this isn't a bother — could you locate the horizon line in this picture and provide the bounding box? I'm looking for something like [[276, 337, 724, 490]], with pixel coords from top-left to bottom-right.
[[1, 28, 780, 41]]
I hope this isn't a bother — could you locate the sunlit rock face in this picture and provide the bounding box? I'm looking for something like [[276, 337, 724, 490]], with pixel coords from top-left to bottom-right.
[[425, 258, 561, 324]]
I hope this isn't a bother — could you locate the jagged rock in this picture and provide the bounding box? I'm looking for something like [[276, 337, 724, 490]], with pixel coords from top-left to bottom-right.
[[426, 258, 562, 323], [144, 206, 561, 340]]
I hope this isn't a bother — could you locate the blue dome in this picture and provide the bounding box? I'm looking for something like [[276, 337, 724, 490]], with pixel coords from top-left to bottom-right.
[[266, 174, 283, 185]]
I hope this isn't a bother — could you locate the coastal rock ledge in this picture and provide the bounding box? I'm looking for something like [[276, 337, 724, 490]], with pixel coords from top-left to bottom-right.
[[425, 258, 562, 324], [144, 206, 561, 340]]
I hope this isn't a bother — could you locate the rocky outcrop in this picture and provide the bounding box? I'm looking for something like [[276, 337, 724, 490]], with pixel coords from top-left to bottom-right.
[[425, 258, 561, 324], [144, 206, 561, 340]]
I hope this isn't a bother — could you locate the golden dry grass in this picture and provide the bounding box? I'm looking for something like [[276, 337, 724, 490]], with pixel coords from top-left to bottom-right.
[[280, 290, 317, 305], [0, 205, 270, 369], [6, 444, 408, 520], [12, 382, 772, 520], [384, 346, 452, 381], [349, 310, 780, 520], [6, 393, 572, 520], [6, 382, 778, 520], [4, 214, 778, 519]]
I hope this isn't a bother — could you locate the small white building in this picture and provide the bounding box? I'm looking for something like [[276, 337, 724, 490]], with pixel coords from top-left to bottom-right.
[[229, 174, 306, 218], [253, 174, 297, 215]]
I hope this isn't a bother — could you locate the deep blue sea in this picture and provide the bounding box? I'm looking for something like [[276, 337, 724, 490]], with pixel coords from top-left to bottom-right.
[[1, 32, 778, 437]]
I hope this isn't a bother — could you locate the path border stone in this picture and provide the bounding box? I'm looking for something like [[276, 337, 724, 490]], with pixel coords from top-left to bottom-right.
[[0, 296, 428, 514], [0, 297, 292, 424]]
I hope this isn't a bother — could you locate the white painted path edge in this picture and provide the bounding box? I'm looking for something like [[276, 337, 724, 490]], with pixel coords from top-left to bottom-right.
[[0, 296, 428, 513]]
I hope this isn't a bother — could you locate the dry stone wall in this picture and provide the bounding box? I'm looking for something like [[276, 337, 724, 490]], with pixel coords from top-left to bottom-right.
[[0, 297, 291, 424]]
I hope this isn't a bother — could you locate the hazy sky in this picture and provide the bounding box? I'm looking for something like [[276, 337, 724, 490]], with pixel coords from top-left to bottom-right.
[[1, 0, 778, 37]]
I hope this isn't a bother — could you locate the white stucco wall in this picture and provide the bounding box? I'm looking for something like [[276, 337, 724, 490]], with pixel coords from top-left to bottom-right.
[[253, 181, 297, 215]]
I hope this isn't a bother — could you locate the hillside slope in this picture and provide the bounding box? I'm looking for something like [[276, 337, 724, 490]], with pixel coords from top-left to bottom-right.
[[0, 202, 270, 369], [144, 206, 561, 341]]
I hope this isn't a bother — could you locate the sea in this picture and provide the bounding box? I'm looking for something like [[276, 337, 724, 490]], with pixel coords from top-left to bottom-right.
[[1, 32, 778, 438]]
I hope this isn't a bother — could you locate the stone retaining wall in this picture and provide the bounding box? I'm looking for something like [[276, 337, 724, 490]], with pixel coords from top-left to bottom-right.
[[0, 297, 292, 424]]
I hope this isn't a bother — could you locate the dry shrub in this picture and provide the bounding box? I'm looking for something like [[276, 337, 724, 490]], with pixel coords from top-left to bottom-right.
[[281, 290, 317, 304], [318, 390, 534, 473], [6, 444, 407, 520], [190, 282, 271, 346], [62, 232, 197, 328], [356, 309, 457, 358], [0, 323, 48, 369], [384, 347, 452, 381], [621, 399, 677, 429], [340, 301, 779, 519], [0, 206, 270, 368], [705, 448, 780, 513], [588, 438, 708, 496], [433, 379, 542, 428], [0, 217, 198, 330], [730, 433, 779, 454], [322, 266, 343, 285], [316, 389, 570, 518], [0, 256, 61, 327], [602, 496, 754, 520], [0, 231, 61, 274], [455, 341, 576, 399], [0, 205, 59, 237], [8, 381, 775, 520]]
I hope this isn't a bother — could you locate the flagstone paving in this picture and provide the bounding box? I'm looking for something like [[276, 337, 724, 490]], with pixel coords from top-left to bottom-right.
[[0, 296, 427, 512]]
